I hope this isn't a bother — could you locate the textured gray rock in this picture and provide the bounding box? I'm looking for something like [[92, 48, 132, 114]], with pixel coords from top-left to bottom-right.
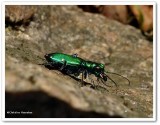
[[5, 6, 153, 118]]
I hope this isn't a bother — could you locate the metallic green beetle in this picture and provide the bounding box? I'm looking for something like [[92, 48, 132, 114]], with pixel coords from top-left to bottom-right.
[[43, 52, 130, 87]]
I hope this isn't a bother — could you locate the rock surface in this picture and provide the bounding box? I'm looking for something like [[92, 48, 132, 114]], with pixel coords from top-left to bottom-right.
[[5, 6, 153, 118]]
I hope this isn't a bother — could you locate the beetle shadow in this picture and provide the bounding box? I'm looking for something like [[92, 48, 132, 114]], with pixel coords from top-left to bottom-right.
[[43, 65, 107, 91], [5, 91, 122, 118]]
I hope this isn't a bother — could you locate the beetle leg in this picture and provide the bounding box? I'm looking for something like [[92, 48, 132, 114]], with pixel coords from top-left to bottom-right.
[[100, 78, 111, 87], [85, 71, 96, 88], [66, 69, 72, 74], [60, 60, 67, 70], [80, 69, 89, 86], [84, 70, 87, 79], [90, 78, 95, 88], [97, 78, 100, 87], [41, 62, 56, 70], [74, 72, 80, 77], [106, 75, 118, 87], [43, 61, 56, 67], [81, 71, 84, 86], [42, 62, 51, 66]]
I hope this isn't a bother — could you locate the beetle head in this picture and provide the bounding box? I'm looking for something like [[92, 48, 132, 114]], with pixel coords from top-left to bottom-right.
[[100, 73, 107, 81], [93, 63, 105, 78], [95, 63, 104, 71]]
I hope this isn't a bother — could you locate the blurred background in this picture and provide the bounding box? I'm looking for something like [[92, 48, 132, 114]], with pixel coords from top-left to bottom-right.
[[78, 5, 153, 41]]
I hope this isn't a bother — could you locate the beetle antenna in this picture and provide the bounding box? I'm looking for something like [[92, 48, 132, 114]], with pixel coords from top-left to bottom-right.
[[105, 71, 130, 85], [105, 74, 118, 87]]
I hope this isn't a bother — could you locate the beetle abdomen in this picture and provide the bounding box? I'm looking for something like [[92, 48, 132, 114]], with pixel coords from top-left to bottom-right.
[[45, 53, 82, 66]]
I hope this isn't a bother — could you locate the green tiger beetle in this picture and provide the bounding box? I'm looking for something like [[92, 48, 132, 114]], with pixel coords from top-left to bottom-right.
[[41, 52, 130, 88]]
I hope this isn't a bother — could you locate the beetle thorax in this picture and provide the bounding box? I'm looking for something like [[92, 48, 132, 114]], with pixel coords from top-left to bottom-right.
[[81, 61, 104, 77]]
